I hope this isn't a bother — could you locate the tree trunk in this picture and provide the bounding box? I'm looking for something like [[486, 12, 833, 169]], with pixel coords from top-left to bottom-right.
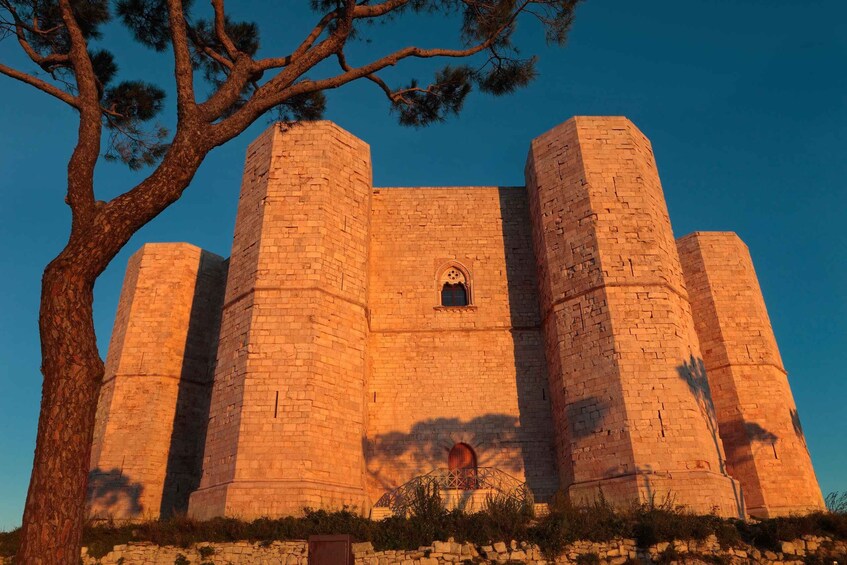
[[16, 257, 103, 564]]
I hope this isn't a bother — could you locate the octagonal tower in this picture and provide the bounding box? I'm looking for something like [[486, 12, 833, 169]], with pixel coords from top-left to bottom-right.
[[526, 117, 743, 516]]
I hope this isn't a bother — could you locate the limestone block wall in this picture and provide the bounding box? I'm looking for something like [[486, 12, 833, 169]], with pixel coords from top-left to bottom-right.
[[189, 122, 372, 519], [677, 232, 825, 517], [525, 117, 743, 516], [40, 536, 847, 565], [89, 243, 227, 520], [366, 186, 558, 503]]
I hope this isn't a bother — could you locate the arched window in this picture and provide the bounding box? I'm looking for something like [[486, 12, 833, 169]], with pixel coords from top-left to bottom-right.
[[448, 443, 478, 490], [441, 283, 468, 307], [439, 265, 471, 307]]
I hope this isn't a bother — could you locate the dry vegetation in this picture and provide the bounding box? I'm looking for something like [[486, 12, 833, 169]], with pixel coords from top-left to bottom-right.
[[2, 490, 846, 559]]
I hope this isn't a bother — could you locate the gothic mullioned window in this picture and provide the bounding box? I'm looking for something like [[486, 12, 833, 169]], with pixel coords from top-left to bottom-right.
[[438, 265, 471, 307], [441, 283, 468, 306]]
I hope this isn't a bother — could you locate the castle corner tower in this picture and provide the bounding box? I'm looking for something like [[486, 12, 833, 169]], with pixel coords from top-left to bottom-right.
[[188, 122, 372, 519], [677, 232, 825, 517], [89, 243, 227, 520], [525, 117, 744, 516]]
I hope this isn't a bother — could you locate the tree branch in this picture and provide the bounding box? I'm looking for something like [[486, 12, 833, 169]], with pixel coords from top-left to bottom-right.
[[352, 0, 410, 19], [166, 0, 197, 117], [186, 24, 234, 70], [211, 0, 238, 59], [337, 51, 395, 102], [256, 9, 338, 70], [195, 54, 254, 121], [216, 38, 492, 144], [257, 0, 411, 71], [2, 1, 70, 71], [100, 128, 210, 257], [0, 61, 78, 106], [56, 0, 103, 226]]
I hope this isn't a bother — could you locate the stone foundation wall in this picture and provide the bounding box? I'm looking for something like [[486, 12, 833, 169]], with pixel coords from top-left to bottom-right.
[[9, 536, 840, 565]]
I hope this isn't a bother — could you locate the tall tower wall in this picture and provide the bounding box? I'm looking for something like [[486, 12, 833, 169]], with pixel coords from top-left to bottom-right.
[[89, 243, 227, 519], [677, 232, 825, 517], [189, 122, 372, 519], [526, 117, 743, 516], [365, 186, 558, 505]]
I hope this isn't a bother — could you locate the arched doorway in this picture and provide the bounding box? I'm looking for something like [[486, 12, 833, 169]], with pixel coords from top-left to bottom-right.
[[448, 443, 478, 490]]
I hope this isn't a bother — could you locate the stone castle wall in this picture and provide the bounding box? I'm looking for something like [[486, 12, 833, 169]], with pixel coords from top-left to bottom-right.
[[366, 186, 558, 502], [90, 117, 824, 522]]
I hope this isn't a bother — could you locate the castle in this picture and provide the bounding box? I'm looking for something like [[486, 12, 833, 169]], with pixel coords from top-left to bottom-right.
[[87, 116, 825, 522]]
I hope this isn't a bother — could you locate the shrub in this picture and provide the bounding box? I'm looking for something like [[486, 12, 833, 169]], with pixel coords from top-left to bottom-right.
[[2, 492, 847, 559], [530, 491, 628, 558], [408, 483, 445, 522], [630, 503, 718, 547], [0, 529, 19, 559], [825, 492, 847, 514], [484, 492, 533, 522]]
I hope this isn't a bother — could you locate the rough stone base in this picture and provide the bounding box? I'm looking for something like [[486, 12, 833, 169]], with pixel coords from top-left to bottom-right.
[[569, 470, 745, 518], [8, 535, 840, 565], [188, 480, 370, 520]]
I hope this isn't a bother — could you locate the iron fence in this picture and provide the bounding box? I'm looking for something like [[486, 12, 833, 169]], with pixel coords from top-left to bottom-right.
[[373, 467, 532, 515]]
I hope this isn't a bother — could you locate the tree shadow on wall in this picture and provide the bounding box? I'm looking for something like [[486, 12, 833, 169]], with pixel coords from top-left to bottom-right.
[[677, 355, 747, 517], [677, 355, 726, 475], [87, 468, 143, 519], [790, 408, 809, 446], [676, 355, 798, 518], [567, 396, 611, 441], [366, 414, 525, 493], [366, 396, 608, 501]]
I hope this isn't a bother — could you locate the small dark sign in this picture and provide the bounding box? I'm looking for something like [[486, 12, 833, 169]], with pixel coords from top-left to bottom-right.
[[308, 534, 353, 565]]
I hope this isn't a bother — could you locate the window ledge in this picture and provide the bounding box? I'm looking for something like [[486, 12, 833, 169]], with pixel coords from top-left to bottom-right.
[[434, 305, 478, 311]]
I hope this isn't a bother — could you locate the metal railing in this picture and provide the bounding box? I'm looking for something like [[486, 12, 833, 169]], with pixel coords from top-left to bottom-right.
[[373, 467, 533, 514]]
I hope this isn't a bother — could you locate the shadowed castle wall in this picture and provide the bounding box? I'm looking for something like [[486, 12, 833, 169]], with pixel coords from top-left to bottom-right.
[[366, 186, 558, 504], [525, 117, 743, 517], [89, 243, 227, 520], [677, 232, 825, 517], [188, 122, 372, 519]]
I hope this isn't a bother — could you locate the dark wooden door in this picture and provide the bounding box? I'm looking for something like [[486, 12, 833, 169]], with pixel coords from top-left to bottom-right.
[[448, 443, 478, 490]]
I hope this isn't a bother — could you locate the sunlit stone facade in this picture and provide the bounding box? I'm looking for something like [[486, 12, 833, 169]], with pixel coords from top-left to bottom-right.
[[88, 117, 824, 522]]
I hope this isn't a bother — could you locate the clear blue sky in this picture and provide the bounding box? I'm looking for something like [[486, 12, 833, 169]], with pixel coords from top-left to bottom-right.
[[0, 1, 845, 530]]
